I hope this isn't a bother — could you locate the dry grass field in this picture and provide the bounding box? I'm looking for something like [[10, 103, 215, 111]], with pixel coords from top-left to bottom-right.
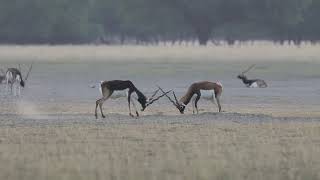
[[0, 43, 320, 180], [1, 120, 320, 180]]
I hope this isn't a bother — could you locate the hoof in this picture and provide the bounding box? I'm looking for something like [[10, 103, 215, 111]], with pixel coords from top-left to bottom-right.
[[129, 113, 134, 117], [102, 115, 106, 118], [136, 112, 139, 117]]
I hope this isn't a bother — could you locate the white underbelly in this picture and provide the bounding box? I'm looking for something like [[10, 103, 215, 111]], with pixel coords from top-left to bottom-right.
[[191, 90, 215, 101], [249, 82, 258, 88]]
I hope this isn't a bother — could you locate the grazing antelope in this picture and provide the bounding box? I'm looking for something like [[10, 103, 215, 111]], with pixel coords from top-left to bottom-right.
[[95, 80, 171, 118], [159, 81, 223, 114], [237, 64, 267, 88], [6, 64, 33, 96]]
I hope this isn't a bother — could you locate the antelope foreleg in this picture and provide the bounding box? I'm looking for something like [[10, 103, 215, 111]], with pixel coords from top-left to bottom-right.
[[215, 94, 222, 112], [194, 93, 201, 114], [192, 96, 196, 114], [95, 100, 99, 118], [131, 98, 139, 117], [95, 90, 112, 119], [127, 91, 134, 117]]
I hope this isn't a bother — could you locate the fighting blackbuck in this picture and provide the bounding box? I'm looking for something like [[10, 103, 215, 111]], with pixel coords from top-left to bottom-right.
[[6, 63, 33, 96], [159, 81, 223, 114], [237, 64, 267, 88], [95, 80, 171, 118]]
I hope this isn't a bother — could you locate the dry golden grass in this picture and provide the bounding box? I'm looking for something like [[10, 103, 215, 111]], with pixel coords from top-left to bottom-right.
[[0, 121, 320, 180]]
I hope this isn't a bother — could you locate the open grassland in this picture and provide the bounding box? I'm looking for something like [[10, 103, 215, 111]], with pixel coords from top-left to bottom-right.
[[1, 44, 320, 179], [0, 120, 320, 180]]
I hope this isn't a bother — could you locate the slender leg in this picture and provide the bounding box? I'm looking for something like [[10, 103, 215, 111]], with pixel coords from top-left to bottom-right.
[[95, 100, 99, 119], [95, 89, 112, 119], [127, 90, 139, 117], [99, 97, 109, 118], [215, 93, 222, 112], [11, 83, 15, 96], [18, 85, 21, 96], [194, 92, 201, 114], [131, 97, 139, 117], [192, 96, 196, 114], [127, 90, 134, 117], [211, 90, 215, 104]]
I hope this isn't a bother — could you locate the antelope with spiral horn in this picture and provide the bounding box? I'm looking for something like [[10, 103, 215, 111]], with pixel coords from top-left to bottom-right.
[[237, 64, 267, 88], [95, 80, 171, 118], [158, 81, 223, 114], [5, 63, 33, 96]]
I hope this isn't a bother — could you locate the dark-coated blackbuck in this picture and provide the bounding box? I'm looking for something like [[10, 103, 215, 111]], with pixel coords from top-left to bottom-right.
[[95, 80, 171, 118], [159, 81, 223, 114], [237, 64, 267, 88], [5, 63, 33, 96]]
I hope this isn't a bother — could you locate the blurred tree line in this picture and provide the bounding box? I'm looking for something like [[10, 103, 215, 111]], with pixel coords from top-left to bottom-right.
[[0, 0, 319, 45]]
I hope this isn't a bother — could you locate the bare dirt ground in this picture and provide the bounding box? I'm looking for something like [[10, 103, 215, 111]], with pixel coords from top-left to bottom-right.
[[0, 44, 320, 180]]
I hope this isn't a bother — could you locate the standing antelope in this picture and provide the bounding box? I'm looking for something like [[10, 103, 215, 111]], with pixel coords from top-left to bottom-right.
[[237, 64, 267, 88], [5, 64, 33, 96], [159, 81, 223, 114], [95, 80, 171, 118]]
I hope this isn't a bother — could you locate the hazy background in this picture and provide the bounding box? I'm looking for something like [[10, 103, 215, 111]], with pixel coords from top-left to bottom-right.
[[1, 1, 320, 180], [0, 0, 320, 45]]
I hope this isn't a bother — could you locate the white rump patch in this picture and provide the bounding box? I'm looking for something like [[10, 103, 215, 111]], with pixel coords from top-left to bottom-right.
[[249, 82, 258, 88]]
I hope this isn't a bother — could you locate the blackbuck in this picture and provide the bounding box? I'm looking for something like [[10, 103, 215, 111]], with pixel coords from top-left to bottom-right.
[[237, 64, 267, 88], [159, 81, 223, 114], [6, 63, 33, 96], [95, 80, 171, 118]]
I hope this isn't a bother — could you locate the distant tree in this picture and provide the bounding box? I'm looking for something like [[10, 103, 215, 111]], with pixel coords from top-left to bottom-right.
[[163, 0, 249, 45], [0, 0, 320, 44]]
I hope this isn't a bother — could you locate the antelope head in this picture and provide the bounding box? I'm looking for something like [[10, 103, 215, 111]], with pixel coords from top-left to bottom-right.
[[238, 64, 255, 80], [157, 86, 185, 114]]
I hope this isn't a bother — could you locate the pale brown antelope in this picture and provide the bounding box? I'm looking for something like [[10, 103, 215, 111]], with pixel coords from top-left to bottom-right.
[[237, 64, 267, 88], [159, 81, 223, 114], [6, 63, 33, 96], [95, 80, 171, 118]]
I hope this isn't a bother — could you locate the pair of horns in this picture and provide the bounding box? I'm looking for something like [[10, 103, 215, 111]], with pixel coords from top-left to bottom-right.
[[241, 64, 256, 75], [18, 63, 33, 81], [145, 87, 172, 107], [157, 86, 180, 107]]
